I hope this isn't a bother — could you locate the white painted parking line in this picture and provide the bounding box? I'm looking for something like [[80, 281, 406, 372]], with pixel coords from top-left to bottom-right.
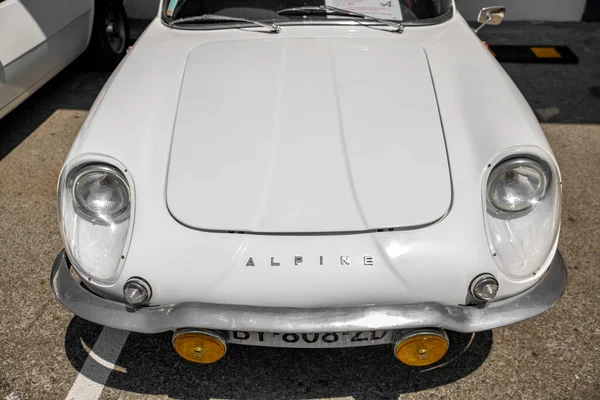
[[65, 328, 129, 400]]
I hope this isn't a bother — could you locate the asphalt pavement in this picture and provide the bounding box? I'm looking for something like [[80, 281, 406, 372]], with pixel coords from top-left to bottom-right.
[[0, 22, 599, 400]]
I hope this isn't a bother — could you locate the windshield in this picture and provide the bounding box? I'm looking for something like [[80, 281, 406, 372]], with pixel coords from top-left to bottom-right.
[[164, 0, 453, 25]]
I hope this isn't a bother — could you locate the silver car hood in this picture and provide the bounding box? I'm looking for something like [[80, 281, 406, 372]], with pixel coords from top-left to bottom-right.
[[166, 37, 451, 233]]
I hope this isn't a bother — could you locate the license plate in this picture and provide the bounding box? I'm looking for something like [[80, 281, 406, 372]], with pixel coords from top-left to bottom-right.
[[227, 330, 392, 348]]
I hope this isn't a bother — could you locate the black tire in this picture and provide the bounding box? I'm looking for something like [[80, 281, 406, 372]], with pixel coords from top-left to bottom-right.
[[86, 0, 130, 70]]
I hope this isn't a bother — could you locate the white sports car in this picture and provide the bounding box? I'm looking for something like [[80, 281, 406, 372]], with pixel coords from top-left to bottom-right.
[[51, 0, 566, 367]]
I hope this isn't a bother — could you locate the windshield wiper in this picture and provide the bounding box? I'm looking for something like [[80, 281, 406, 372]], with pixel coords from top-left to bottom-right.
[[170, 14, 281, 33], [277, 5, 403, 33]]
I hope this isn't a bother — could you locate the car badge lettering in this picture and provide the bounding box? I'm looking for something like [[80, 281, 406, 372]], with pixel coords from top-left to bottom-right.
[[245, 256, 374, 267]]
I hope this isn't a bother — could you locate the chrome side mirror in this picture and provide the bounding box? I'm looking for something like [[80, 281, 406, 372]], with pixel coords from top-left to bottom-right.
[[475, 6, 505, 33]]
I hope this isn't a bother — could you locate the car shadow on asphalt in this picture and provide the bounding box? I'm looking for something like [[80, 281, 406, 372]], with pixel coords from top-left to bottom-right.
[[0, 62, 110, 161], [478, 23, 600, 125], [0, 21, 149, 163], [65, 317, 492, 399]]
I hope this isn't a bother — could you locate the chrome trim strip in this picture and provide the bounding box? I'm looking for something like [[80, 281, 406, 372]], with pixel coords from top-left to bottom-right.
[[51, 250, 566, 336]]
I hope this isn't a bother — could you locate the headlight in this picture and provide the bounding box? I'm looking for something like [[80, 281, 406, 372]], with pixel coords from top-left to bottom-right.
[[483, 150, 561, 281], [58, 158, 134, 284], [487, 159, 547, 213], [72, 165, 130, 223]]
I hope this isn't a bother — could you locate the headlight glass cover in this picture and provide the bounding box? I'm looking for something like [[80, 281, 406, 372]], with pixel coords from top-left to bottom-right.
[[58, 159, 134, 284], [487, 159, 547, 213], [484, 151, 561, 281]]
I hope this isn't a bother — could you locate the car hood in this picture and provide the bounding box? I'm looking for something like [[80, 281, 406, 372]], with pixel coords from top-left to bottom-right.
[[166, 37, 451, 233]]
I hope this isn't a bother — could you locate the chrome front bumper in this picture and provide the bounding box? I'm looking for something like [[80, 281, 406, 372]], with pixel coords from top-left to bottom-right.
[[51, 250, 567, 334]]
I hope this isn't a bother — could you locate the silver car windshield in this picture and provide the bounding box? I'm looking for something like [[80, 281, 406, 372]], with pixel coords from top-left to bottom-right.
[[163, 0, 453, 28]]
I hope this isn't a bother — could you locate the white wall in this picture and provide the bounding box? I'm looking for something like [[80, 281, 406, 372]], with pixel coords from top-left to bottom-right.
[[457, 0, 587, 22], [124, 0, 160, 19]]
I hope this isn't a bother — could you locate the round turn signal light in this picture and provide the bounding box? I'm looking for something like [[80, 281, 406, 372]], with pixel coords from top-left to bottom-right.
[[394, 330, 449, 367], [470, 273, 499, 301], [172, 330, 227, 364]]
